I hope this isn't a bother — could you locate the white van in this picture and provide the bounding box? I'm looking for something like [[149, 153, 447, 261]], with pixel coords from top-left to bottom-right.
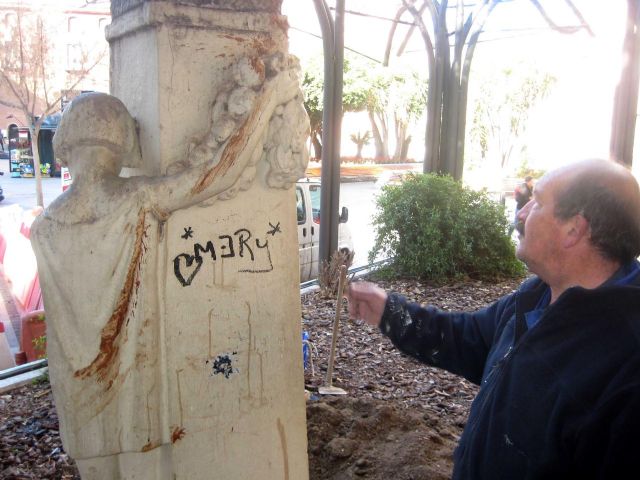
[[296, 179, 353, 282]]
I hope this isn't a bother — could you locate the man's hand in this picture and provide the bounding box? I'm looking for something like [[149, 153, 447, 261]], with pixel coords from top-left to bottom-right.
[[346, 282, 388, 327]]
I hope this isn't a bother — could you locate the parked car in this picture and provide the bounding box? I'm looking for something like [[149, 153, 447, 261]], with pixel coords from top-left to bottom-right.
[[0, 171, 4, 202], [296, 179, 353, 282]]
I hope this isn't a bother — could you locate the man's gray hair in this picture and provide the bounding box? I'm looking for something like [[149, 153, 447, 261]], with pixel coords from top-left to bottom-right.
[[554, 172, 640, 263]]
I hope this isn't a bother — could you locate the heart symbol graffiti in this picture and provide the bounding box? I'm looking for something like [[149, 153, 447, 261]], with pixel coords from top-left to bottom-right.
[[173, 253, 204, 287]]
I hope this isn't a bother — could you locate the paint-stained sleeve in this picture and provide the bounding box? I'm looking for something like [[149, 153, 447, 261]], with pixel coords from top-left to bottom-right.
[[378, 292, 513, 385]]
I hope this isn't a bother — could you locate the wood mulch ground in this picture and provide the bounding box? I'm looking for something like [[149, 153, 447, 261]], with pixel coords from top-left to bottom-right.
[[0, 276, 522, 479]]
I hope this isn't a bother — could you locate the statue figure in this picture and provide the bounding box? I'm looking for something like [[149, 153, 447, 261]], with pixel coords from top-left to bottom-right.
[[31, 55, 307, 478]]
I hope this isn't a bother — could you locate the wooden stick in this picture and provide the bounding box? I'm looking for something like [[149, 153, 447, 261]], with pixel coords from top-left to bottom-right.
[[325, 265, 347, 388]]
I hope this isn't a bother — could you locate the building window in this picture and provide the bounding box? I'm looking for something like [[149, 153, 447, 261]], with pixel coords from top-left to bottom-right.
[[67, 43, 83, 70], [3, 12, 17, 42], [67, 16, 76, 33]]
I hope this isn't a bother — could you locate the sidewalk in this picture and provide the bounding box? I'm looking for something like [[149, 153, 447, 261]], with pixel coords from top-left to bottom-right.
[[305, 161, 422, 182]]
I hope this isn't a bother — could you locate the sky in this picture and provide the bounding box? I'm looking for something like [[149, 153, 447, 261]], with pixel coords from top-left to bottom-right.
[[281, 0, 631, 184]]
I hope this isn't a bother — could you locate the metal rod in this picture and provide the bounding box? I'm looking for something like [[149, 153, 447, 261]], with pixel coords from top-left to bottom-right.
[[0, 358, 48, 380], [316, 0, 345, 266]]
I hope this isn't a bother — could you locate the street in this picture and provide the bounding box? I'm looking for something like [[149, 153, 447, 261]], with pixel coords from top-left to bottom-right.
[[339, 181, 384, 268], [0, 175, 63, 211]]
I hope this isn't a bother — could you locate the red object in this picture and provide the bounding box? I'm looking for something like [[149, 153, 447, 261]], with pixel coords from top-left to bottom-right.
[[14, 351, 27, 365], [20, 222, 31, 239], [0, 321, 4, 333], [23, 275, 43, 314], [20, 309, 46, 362]]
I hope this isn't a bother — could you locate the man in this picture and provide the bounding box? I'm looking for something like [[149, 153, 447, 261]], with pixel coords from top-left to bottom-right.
[[347, 159, 640, 479], [512, 175, 534, 235], [514, 174, 534, 214]]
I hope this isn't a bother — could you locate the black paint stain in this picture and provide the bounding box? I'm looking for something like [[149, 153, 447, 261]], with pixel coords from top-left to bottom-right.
[[219, 234, 235, 258], [208, 353, 237, 379], [173, 253, 203, 287], [181, 226, 194, 239], [239, 238, 272, 273], [195, 241, 216, 260], [267, 221, 281, 236], [173, 224, 276, 285], [234, 228, 254, 260]]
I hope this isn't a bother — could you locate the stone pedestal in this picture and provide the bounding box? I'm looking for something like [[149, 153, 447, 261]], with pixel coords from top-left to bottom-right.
[[87, 1, 308, 478]]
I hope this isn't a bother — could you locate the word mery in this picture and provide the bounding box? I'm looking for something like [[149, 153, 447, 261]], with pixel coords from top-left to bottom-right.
[[173, 227, 274, 286]]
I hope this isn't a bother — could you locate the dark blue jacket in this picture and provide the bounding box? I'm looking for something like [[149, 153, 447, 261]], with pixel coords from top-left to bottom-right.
[[380, 268, 640, 479]]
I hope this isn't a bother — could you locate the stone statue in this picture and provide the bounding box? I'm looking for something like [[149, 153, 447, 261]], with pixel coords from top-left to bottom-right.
[[31, 54, 307, 479]]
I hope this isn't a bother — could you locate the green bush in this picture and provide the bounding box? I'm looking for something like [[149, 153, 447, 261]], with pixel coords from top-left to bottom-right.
[[369, 173, 525, 282]]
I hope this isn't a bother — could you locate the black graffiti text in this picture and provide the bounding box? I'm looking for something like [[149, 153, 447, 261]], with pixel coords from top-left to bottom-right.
[[173, 227, 273, 286]]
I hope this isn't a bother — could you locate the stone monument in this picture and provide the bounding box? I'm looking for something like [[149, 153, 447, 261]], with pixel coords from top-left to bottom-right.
[[31, 1, 310, 478]]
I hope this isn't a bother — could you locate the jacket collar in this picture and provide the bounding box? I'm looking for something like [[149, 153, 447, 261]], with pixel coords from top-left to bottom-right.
[[513, 260, 640, 341]]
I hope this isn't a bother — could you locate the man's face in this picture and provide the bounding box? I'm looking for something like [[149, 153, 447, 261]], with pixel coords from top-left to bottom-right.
[[515, 174, 567, 276]]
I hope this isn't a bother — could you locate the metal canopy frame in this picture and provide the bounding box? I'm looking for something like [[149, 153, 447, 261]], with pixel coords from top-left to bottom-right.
[[312, 0, 345, 267]]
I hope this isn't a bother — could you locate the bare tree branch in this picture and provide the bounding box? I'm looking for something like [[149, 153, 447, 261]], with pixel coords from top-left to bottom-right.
[[383, 5, 407, 66], [402, 1, 435, 75], [0, 96, 23, 110], [528, 0, 592, 35], [396, 2, 427, 58], [563, 0, 595, 36]]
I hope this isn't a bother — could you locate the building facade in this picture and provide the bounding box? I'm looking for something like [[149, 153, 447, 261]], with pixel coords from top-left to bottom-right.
[[0, 0, 110, 175]]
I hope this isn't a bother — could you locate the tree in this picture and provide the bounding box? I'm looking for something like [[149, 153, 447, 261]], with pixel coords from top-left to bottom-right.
[[0, 6, 106, 206], [301, 57, 324, 159], [345, 57, 427, 162], [349, 130, 371, 159], [362, 65, 392, 159], [468, 66, 556, 171], [610, 0, 640, 166], [389, 69, 428, 162], [301, 54, 369, 159], [387, 0, 591, 180], [363, 67, 429, 163], [302, 53, 427, 163]]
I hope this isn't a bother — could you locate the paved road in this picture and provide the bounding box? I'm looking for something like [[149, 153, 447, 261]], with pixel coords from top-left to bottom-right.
[[339, 181, 384, 268], [0, 175, 63, 211]]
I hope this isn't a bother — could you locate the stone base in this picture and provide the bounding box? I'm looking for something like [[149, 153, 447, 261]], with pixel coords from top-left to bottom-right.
[[76, 445, 173, 480]]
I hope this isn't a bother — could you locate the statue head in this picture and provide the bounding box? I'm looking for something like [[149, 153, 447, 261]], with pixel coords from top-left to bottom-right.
[[54, 93, 141, 169]]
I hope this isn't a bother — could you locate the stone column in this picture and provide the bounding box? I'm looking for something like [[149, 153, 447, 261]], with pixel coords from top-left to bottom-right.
[[105, 2, 309, 478]]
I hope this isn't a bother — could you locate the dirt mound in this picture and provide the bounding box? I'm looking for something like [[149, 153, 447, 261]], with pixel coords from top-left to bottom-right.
[[307, 396, 458, 480]]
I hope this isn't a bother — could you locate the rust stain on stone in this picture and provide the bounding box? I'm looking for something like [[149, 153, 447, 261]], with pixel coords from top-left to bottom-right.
[[250, 36, 276, 56], [74, 209, 148, 385], [191, 92, 268, 195], [277, 418, 290, 480], [141, 441, 160, 453], [171, 426, 187, 444], [221, 34, 245, 43], [271, 13, 289, 33], [249, 56, 266, 83]]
